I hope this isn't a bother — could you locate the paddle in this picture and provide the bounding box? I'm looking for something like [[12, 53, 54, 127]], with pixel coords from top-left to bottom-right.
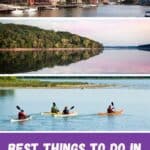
[[16, 105, 21, 111], [16, 105, 29, 118], [69, 106, 75, 110]]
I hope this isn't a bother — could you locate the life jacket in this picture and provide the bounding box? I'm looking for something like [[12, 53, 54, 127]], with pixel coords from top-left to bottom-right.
[[63, 109, 69, 114], [107, 108, 113, 113], [18, 112, 26, 120]]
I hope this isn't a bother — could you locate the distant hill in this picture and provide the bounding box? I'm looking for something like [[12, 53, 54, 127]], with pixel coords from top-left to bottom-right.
[[138, 44, 150, 51], [0, 23, 102, 49]]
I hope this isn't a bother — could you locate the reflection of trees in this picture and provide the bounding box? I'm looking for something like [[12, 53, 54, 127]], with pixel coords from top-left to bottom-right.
[[0, 48, 103, 73], [0, 90, 15, 97]]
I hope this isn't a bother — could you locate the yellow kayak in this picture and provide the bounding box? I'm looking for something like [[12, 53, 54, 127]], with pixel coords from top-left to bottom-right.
[[41, 112, 78, 117], [41, 112, 61, 116], [98, 109, 123, 116]]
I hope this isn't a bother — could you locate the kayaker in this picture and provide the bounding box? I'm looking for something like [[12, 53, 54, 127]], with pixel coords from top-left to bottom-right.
[[18, 109, 27, 120], [107, 105, 114, 113], [63, 106, 69, 114], [51, 102, 59, 113]]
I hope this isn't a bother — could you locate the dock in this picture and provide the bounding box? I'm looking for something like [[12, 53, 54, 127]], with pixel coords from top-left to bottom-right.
[[0, 4, 15, 13]]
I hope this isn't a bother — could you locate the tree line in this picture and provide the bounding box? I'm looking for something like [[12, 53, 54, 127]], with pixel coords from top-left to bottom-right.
[[0, 23, 102, 49]]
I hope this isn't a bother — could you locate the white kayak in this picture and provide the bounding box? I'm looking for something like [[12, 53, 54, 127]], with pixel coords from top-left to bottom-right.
[[98, 109, 123, 116], [41, 112, 78, 117], [10, 116, 32, 122]]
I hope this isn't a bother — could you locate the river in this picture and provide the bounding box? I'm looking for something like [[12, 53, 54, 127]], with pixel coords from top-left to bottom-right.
[[0, 5, 149, 17], [29, 49, 150, 74], [0, 78, 150, 131]]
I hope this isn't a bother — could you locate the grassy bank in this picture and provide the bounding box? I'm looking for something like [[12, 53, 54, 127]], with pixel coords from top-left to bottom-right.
[[0, 77, 114, 88]]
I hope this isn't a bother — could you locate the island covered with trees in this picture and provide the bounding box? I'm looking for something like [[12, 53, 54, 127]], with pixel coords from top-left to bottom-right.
[[0, 23, 103, 73]]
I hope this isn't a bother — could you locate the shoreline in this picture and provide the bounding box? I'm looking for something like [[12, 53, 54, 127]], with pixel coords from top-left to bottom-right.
[[0, 84, 117, 89], [0, 48, 100, 52], [0, 78, 117, 89]]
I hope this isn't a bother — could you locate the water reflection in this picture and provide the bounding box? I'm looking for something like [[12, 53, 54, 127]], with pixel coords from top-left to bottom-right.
[[0, 49, 101, 73], [0, 5, 148, 17], [29, 49, 150, 74], [0, 89, 15, 97]]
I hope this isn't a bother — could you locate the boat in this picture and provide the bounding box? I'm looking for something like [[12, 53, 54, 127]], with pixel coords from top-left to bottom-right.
[[97, 109, 123, 116], [53, 112, 78, 117], [24, 7, 37, 13], [41, 112, 78, 117], [79, 4, 97, 8], [41, 112, 61, 116], [10, 116, 32, 122], [45, 6, 59, 10], [11, 9, 23, 15], [102, 0, 110, 5], [145, 11, 150, 17]]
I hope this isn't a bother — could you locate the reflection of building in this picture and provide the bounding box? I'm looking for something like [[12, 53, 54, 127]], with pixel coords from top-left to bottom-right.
[[140, 0, 150, 5], [0, 0, 27, 3], [90, 0, 98, 3]]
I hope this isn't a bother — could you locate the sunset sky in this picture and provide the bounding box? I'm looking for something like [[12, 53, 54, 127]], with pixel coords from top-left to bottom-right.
[[1, 18, 150, 46]]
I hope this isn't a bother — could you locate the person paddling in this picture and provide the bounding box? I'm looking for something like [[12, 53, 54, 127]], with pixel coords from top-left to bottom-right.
[[51, 102, 59, 113], [107, 105, 114, 113], [18, 109, 27, 120], [63, 106, 70, 114]]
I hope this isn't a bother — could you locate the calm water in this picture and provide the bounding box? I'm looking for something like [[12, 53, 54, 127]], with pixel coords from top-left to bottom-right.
[[29, 49, 150, 74], [0, 79, 150, 131], [0, 5, 149, 17]]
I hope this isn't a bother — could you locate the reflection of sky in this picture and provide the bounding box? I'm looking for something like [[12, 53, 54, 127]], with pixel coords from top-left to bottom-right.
[[0, 18, 150, 46], [29, 49, 150, 74]]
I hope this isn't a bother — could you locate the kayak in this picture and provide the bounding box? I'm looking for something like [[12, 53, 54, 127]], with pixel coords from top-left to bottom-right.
[[53, 112, 78, 117], [10, 116, 32, 122], [41, 112, 78, 117], [98, 109, 123, 116], [41, 112, 61, 116]]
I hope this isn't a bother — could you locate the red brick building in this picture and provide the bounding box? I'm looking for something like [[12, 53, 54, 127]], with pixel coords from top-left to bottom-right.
[[27, 0, 35, 5]]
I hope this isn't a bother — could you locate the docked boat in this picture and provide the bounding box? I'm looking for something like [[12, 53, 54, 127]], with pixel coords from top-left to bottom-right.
[[11, 9, 23, 15], [79, 4, 97, 8], [24, 7, 37, 13], [44, 6, 58, 10], [145, 11, 150, 17]]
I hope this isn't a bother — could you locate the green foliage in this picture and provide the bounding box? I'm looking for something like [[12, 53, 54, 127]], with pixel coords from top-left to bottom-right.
[[0, 77, 88, 88], [0, 23, 102, 49], [0, 23, 103, 73], [0, 76, 17, 81], [0, 49, 102, 73]]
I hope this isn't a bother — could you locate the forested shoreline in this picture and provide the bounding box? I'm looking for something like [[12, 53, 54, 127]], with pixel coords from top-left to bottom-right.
[[0, 23, 103, 73], [0, 23, 102, 49]]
